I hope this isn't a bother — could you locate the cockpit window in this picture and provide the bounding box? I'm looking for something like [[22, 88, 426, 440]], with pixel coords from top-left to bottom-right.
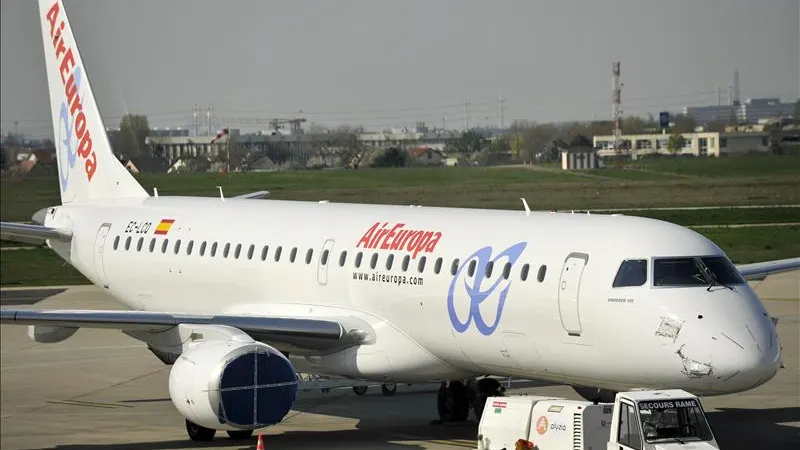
[[613, 259, 648, 287], [653, 256, 744, 287], [638, 398, 714, 444]]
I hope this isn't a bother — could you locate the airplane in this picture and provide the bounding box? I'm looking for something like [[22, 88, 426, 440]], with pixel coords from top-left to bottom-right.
[[1, 0, 799, 442]]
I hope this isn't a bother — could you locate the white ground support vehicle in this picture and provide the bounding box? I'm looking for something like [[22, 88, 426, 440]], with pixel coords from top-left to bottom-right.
[[477, 389, 719, 450]]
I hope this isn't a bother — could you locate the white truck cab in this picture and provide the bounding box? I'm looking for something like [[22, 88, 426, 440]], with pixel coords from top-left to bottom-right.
[[607, 390, 719, 450], [477, 389, 719, 450]]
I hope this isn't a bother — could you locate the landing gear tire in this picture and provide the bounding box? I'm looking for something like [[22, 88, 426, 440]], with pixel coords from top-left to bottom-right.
[[226, 429, 254, 440], [472, 378, 504, 421], [436, 380, 469, 424], [353, 385, 368, 395], [185, 419, 216, 441], [381, 383, 398, 397]]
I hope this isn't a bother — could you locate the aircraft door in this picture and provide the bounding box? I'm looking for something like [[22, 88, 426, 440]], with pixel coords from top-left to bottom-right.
[[317, 239, 336, 285], [93, 223, 112, 289], [557, 252, 588, 336]]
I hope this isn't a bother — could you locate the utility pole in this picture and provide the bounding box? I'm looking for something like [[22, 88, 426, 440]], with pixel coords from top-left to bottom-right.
[[206, 104, 212, 135], [498, 94, 505, 129], [464, 100, 470, 131], [192, 103, 198, 136], [612, 62, 623, 161]]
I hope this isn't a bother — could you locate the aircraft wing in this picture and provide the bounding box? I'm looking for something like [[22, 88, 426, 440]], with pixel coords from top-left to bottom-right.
[[0, 222, 72, 245], [0, 309, 372, 354], [233, 190, 270, 199], [736, 257, 800, 281]]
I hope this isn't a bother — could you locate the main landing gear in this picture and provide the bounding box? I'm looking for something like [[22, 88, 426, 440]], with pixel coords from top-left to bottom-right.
[[185, 420, 254, 441], [434, 378, 505, 424]]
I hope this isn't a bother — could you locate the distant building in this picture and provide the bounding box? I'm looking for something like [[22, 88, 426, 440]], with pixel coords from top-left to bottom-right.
[[683, 97, 795, 126], [561, 147, 599, 170], [593, 130, 773, 158]]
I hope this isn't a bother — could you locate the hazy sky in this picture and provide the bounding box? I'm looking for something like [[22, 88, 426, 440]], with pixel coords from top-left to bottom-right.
[[2, 0, 798, 137]]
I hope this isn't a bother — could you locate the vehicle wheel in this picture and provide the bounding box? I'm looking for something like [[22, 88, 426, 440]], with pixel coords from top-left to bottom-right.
[[185, 419, 216, 441], [381, 383, 397, 396], [437, 381, 469, 423], [353, 385, 368, 395], [226, 429, 253, 440]]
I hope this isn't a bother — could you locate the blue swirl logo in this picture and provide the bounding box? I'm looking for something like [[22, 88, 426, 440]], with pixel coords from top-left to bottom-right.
[[447, 242, 527, 336], [56, 66, 83, 193]]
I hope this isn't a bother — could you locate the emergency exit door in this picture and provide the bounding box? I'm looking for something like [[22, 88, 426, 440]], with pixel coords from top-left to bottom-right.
[[558, 252, 588, 336], [93, 223, 112, 289]]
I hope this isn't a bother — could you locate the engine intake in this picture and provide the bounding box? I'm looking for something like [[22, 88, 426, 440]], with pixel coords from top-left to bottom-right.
[[169, 339, 298, 431]]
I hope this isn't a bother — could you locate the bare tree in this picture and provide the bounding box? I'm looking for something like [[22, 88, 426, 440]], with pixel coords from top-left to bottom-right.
[[327, 125, 369, 169]]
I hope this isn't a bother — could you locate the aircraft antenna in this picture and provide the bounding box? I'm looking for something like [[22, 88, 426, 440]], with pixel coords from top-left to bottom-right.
[[217, 186, 225, 202], [520, 198, 531, 216], [153, 187, 158, 198]]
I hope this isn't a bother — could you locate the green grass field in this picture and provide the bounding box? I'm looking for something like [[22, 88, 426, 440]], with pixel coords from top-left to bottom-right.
[[1, 154, 799, 286]]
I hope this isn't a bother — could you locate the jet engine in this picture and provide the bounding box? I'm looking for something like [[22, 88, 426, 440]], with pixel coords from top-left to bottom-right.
[[168, 338, 298, 431]]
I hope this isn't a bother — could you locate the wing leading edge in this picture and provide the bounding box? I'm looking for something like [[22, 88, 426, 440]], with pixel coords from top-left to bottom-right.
[[0, 222, 72, 244], [736, 257, 800, 281], [0, 309, 373, 354]]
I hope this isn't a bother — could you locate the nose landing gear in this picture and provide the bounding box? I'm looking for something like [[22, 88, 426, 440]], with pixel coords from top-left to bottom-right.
[[434, 377, 505, 424]]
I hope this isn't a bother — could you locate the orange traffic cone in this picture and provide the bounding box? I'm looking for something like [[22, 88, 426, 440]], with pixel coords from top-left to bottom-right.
[[256, 433, 265, 450]]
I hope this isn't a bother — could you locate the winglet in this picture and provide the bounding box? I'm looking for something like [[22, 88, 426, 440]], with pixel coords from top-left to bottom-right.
[[38, 0, 148, 204]]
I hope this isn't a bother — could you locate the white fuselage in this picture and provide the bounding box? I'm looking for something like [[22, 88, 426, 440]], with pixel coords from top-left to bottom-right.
[[44, 196, 781, 396]]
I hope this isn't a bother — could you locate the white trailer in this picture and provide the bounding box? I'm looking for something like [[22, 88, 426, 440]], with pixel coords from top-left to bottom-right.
[[477, 389, 719, 450]]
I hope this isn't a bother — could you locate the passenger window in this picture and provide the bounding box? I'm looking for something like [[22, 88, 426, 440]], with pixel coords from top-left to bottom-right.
[[125, 236, 132, 250], [274, 246, 282, 262], [186, 240, 194, 255], [355, 252, 363, 268], [235, 243, 242, 259], [502, 262, 511, 280], [149, 238, 156, 252], [174, 239, 182, 254], [339, 251, 347, 267], [261, 245, 269, 261], [162, 239, 169, 253], [137, 237, 144, 252], [468, 260, 476, 277], [613, 259, 647, 287], [210, 242, 218, 257], [370, 253, 378, 269], [418, 256, 426, 273], [321, 249, 329, 265], [113, 236, 120, 250], [521, 263, 530, 281], [247, 244, 254, 260], [402, 255, 410, 271], [537, 265, 547, 283], [305, 249, 313, 264], [485, 261, 494, 277], [386, 254, 395, 270], [434, 257, 443, 274], [451, 259, 460, 275], [200, 241, 207, 256], [290, 247, 297, 263], [223, 243, 231, 258]]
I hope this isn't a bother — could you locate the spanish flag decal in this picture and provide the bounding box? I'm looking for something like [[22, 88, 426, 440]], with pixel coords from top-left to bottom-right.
[[154, 219, 175, 235]]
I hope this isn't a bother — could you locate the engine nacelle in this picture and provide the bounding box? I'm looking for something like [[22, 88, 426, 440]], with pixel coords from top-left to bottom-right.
[[168, 339, 298, 431]]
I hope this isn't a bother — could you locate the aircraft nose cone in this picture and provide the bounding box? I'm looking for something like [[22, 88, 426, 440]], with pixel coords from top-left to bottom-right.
[[709, 320, 781, 391], [674, 315, 780, 393]]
